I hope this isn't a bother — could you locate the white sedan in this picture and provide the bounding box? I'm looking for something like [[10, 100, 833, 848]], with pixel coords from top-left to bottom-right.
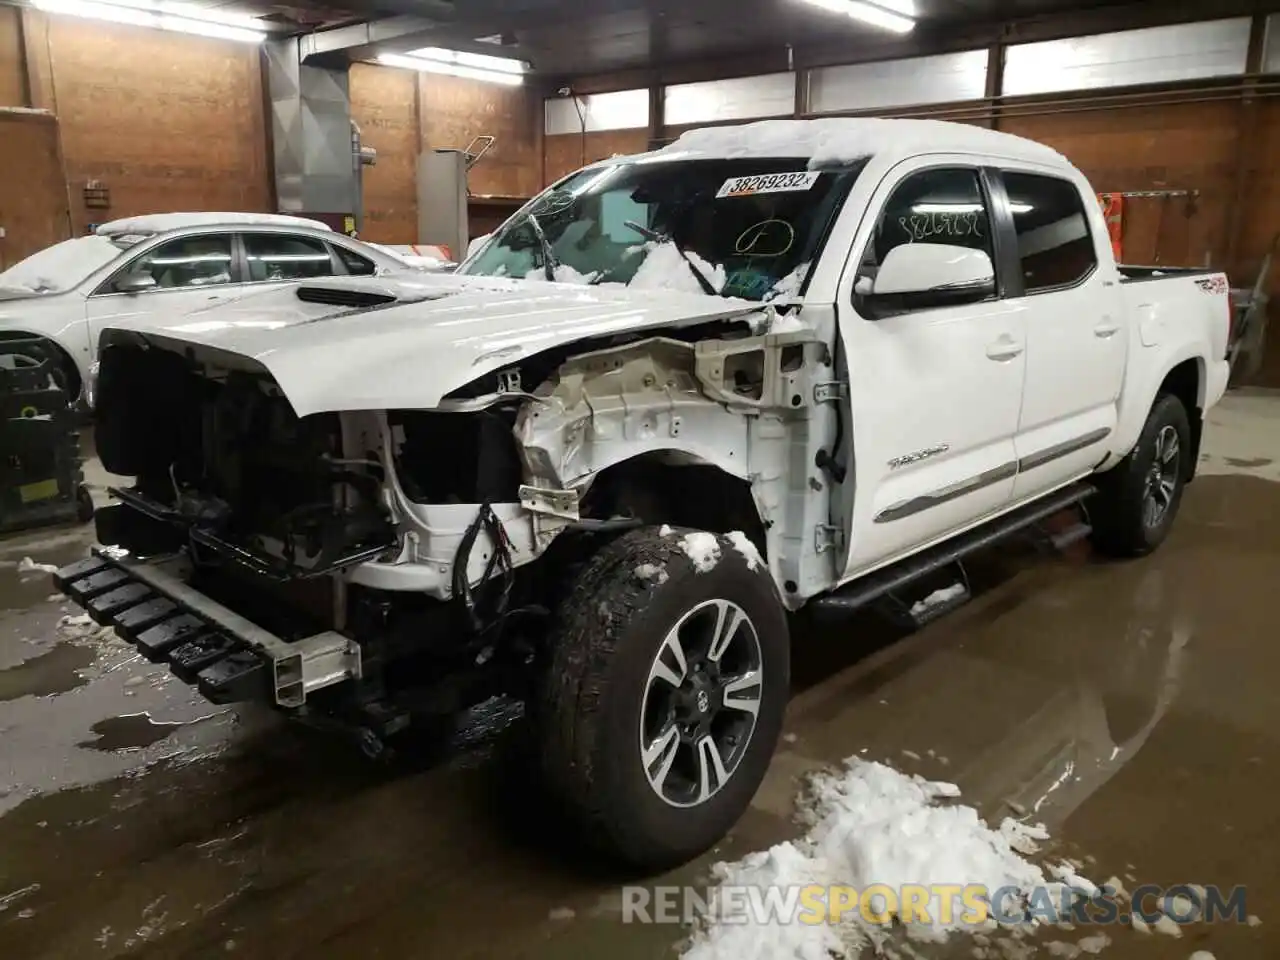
[[0, 212, 421, 404]]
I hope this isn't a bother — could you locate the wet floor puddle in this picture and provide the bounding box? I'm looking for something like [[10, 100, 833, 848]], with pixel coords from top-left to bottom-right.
[[0, 644, 94, 702], [77, 714, 186, 752]]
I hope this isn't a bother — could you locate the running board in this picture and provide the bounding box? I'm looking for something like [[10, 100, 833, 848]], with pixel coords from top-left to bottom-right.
[[812, 482, 1095, 618]]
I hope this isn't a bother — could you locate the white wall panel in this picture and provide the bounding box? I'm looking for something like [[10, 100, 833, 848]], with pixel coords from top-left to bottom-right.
[[1264, 13, 1280, 74], [1004, 19, 1250, 97], [544, 89, 649, 135], [810, 50, 988, 114], [663, 73, 796, 126]]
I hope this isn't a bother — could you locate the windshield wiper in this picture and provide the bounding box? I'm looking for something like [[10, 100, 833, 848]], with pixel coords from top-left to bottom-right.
[[624, 220, 719, 297], [525, 213, 558, 281]]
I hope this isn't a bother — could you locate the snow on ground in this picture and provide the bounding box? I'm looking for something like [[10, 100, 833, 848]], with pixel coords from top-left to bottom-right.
[[909, 584, 967, 617], [681, 759, 1092, 960], [16, 557, 59, 577], [679, 533, 722, 574], [0, 235, 123, 294]]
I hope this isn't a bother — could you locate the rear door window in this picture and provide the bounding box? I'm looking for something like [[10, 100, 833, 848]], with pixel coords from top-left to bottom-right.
[[243, 233, 335, 282], [1001, 172, 1098, 293]]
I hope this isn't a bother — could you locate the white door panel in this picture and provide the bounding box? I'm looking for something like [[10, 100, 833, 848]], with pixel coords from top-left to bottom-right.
[[1000, 170, 1127, 502], [86, 232, 240, 352], [87, 287, 240, 345], [837, 159, 1030, 579], [845, 300, 1027, 572]]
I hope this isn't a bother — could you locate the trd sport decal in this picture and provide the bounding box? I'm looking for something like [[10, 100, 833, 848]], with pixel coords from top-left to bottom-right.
[[1193, 276, 1228, 295], [716, 172, 821, 199]]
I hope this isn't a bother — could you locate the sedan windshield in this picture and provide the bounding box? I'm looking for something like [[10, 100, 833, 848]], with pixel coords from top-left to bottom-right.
[[0, 234, 130, 295], [458, 158, 861, 302]]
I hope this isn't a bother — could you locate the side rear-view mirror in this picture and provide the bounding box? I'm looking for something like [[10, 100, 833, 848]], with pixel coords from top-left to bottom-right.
[[863, 244, 995, 315], [114, 271, 158, 295]]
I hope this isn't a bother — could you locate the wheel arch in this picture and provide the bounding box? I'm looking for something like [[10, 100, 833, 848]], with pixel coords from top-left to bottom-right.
[[0, 330, 84, 403], [1104, 349, 1205, 477], [579, 451, 770, 559]]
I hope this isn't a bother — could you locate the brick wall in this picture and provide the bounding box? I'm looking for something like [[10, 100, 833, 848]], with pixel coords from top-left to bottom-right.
[[543, 129, 650, 184], [0, 113, 68, 270], [419, 72, 540, 199], [350, 62, 418, 244], [42, 16, 271, 235], [0, 7, 24, 107]]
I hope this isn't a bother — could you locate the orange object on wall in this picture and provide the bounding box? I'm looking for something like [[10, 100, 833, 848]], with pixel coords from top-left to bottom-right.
[[1098, 193, 1124, 262]]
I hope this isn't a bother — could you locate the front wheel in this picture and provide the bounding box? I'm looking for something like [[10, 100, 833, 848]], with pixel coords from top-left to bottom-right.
[[535, 526, 789, 870], [1091, 393, 1191, 557]]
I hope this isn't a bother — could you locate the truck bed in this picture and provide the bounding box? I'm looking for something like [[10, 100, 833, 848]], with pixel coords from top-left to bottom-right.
[[1118, 264, 1217, 283]]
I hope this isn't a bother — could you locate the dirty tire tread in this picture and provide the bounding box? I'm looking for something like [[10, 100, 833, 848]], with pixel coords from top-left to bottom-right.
[[1091, 392, 1191, 558], [535, 526, 789, 870]]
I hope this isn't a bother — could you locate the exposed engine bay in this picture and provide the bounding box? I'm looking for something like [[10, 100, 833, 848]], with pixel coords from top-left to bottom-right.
[[86, 305, 829, 735]]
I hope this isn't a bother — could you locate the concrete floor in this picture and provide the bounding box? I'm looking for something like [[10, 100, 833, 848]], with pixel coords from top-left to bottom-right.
[[1, 392, 1278, 959]]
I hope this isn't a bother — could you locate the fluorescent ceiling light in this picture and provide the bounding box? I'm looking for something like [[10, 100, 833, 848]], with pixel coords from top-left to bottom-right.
[[797, 0, 915, 34], [406, 46, 527, 76], [378, 52, 525, 86], [33, 0, 265, 42]]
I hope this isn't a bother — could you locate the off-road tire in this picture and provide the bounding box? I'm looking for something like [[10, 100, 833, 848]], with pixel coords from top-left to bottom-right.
[[1091, 393, 1192, 558], [535, 526, 789, 870]]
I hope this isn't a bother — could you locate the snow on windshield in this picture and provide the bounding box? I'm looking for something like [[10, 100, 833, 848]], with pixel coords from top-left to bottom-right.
[[518, 241, 811, 301], [0, 235, 124, 294]]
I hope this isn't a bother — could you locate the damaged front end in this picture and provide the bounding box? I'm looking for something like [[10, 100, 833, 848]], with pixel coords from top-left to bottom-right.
[[63, 304, 826, 739]]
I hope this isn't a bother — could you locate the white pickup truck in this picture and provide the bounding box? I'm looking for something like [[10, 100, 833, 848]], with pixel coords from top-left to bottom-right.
[[54, 118, 1232, 870]]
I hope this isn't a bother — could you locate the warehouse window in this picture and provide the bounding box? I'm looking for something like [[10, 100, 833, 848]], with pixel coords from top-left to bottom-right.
[[1001, 172, 1097, 293], [120, 234, 234, 290], [243, 233, 335, 283]]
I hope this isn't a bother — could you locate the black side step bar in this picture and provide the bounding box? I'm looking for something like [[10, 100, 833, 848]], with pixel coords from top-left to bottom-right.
[[812, 482, 1095, 617]]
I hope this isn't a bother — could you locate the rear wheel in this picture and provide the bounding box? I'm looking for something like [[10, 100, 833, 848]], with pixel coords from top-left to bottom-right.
[[1091, 393, 1191, 557], [535, 526, 789, 870]]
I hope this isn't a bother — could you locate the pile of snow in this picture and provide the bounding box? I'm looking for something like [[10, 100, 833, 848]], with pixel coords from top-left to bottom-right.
[[627, 242, 727, 295], [657, 118, 1065, 169], [765, 261, 811, 303], [95, 212, 331, 236], [0, 235, 123, 294], [16, 557, 59, 578], [679, 532, 723, 574], [910, 583, 967, 617], [726, 532, 764, 572], [682, 759, 1075, 959]]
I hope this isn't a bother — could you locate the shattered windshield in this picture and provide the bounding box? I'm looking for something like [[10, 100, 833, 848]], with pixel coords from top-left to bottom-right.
[[458, 158, 862, 301]]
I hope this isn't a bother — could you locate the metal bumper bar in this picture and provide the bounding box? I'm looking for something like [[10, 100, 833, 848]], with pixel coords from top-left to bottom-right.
[[54, 550, 360, 708]]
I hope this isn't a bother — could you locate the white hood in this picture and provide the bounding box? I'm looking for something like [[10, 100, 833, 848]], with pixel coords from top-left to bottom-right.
[[113, 273, 764, 417]]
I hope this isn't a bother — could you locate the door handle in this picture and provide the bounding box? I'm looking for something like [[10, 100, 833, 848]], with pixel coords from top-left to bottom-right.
[[986, 336, 1024, 361], [1094, 321, 1121, 339]]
